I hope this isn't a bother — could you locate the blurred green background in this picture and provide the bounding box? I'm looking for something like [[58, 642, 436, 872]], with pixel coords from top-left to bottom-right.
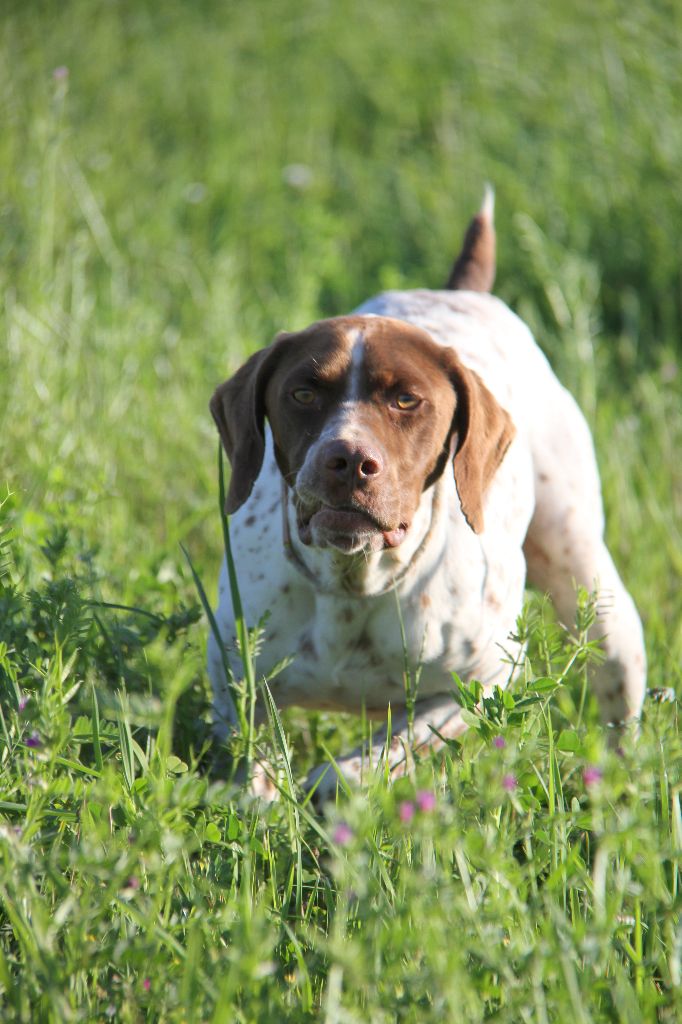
[[1, 0, 680, 661]]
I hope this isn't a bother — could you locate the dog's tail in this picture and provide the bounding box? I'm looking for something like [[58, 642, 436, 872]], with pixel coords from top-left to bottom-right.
[[445, 185, 495, 292]]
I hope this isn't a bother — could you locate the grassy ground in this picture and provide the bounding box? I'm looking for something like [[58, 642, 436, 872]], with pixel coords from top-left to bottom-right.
[[1, 0, 681, 1019]]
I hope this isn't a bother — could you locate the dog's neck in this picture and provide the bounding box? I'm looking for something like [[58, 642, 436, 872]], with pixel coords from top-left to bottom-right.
[[281, 472, 456, 599]]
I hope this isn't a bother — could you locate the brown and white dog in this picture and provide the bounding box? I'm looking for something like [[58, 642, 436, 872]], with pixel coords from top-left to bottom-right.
[[208, 191, 646, 798]]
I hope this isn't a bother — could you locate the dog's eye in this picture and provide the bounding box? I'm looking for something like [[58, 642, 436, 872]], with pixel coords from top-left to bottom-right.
[[292, 387, 316, 405], [394, 393, 421, 411]]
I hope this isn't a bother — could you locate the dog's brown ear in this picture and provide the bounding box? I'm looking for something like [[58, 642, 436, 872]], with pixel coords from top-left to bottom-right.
[[210, 335, 291, 514], [444, 353, 515, 533]]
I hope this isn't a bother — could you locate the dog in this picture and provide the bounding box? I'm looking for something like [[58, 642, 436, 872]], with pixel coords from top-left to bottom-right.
[[208, 190, 646, 799]]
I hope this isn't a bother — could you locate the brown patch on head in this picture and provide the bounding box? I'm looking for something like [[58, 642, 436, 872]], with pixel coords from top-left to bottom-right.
[[210, 323, 353, 514], [340, 320, 459, 532], [420, 593, 431, 609], [264, 320, 357, 486]]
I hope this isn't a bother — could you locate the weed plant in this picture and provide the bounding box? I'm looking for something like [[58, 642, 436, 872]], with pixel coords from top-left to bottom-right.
[[1, 1, 681, 1020]]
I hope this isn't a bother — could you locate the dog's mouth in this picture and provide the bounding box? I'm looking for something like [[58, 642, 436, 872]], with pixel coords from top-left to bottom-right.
[[297, 502, 408, 552]]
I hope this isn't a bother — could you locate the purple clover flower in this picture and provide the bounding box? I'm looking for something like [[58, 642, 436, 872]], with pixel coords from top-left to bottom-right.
[[332, 822, 353, 846], [493, 735, 506, 749], [25, 731, 41, 749], [142, 978, 151, 992], [583, 765, 603, 787], [416, 790, 436, 812], [502, 773, 518, 793], [398, 801, 415, 823]]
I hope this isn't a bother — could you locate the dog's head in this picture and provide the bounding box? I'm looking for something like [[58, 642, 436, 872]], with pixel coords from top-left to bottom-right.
[[210, 314, 515, 554]]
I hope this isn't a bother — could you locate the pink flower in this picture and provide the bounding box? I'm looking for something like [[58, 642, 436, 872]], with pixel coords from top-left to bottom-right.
[[399, 801, 415, 823], [332, 822, 353, 846], [18, 694, 30, 712], [142, 978, 151, 992], [502, 773, 517, 793], [582, 765, 603, 787], [493, 735, 506, 749], [416, 790, 436, 812]]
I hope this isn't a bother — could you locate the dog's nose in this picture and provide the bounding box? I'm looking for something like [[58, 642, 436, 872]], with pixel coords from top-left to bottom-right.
[[322, 440, 384, 485]]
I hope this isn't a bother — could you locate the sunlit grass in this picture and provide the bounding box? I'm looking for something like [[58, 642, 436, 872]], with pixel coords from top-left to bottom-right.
[[1, 0, 681, 1019]]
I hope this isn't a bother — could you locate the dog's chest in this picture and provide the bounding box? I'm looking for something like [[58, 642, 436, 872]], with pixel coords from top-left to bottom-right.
[[238, 572, 490, 711], [222, 476, 511, 711], [277, 586, 465, 708]]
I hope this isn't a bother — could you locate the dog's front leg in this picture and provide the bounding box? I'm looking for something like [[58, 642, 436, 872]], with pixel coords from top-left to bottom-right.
[[306, 694, 468, 804]]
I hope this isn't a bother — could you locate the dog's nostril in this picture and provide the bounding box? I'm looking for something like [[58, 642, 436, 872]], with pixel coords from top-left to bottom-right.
[[321, 441, 383, 481], [359, 458, 381, 477]]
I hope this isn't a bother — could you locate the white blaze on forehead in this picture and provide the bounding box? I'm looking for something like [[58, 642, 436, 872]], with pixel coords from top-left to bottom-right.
[[314, 327, 367, 444], [345, 327, 366, 403], [295, 324, 372, 490]]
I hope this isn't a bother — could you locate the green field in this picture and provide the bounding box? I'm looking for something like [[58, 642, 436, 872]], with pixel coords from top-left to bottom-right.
[[1, 1, 681, 1020]]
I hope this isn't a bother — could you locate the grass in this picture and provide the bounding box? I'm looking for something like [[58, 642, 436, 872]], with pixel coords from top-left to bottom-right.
[[1, 0, 681, 1019]]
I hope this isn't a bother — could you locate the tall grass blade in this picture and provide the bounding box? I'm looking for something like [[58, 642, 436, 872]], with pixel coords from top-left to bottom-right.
[[218, 445, 258, 770], [180, 541, 244, 738], [260, 676, 303, 915]]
